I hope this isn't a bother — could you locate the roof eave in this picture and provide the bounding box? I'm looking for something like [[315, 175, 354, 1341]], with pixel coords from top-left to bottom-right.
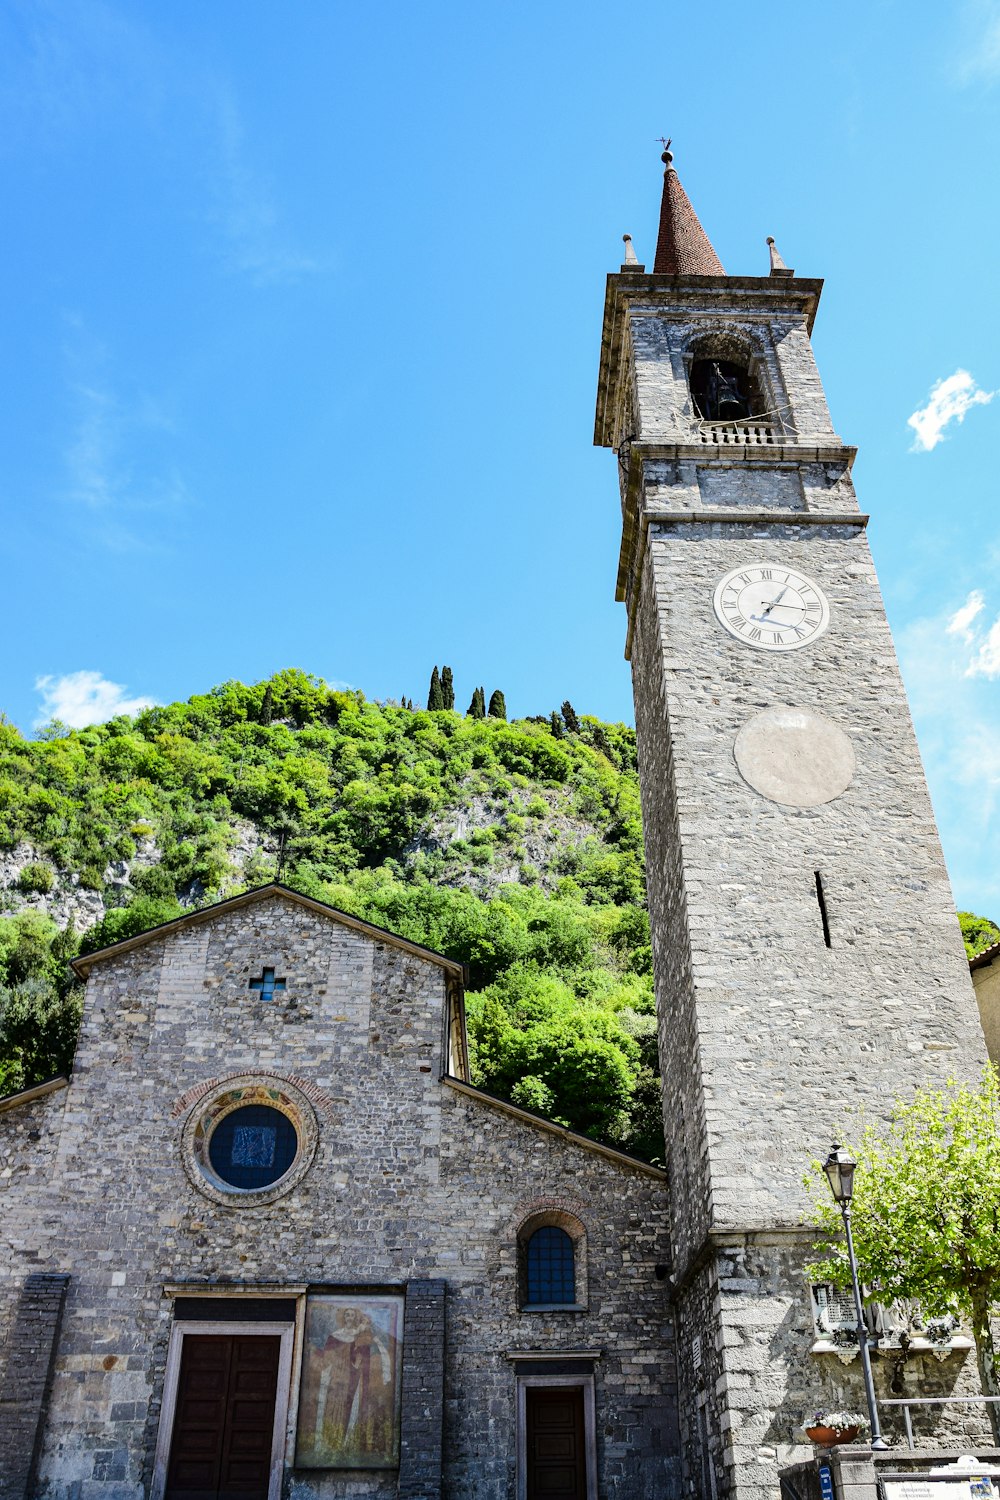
[[0, 1073, 69, 1114], [443, 1075, 667, 1180], [970, 940, 1000, 972]]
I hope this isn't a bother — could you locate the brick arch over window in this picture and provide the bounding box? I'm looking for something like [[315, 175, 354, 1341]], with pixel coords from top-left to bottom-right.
[[516, 1208, 588, 1312], [684, 330, 771, 422]]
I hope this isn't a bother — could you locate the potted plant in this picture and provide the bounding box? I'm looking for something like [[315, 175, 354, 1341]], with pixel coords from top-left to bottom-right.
[[805, 1411, 868, 1445]]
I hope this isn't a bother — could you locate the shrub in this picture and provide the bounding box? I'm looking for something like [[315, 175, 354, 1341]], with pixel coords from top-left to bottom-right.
[[18, 862, 54, 895]]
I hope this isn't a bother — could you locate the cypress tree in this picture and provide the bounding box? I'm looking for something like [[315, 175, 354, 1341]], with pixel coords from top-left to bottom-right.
[[441, 665, 455, 710], [427, 667, 444, 711], [468, 686, 486, 719], [487, 689, 507, 720], [550, 710, 565, 738], [260, 683, 274, 726], [561, 700, 580, 734]]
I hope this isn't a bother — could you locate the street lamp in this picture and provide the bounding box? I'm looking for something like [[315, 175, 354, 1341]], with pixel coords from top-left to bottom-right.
[[822, 1143, 888, 1451]]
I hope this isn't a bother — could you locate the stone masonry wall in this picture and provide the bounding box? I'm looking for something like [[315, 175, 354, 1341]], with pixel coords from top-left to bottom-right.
[[397, 1280, 446, 1500], [0, 1272, 70, 1500], [0, 893, 678, 1499]]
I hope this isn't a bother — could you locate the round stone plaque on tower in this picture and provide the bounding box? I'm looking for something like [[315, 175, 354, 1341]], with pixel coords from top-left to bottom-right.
[[734, 706, 855, 808]]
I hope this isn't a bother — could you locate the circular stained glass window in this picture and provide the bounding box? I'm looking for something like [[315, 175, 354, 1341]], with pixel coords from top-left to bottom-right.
[[207, 1103, 299, 1191]]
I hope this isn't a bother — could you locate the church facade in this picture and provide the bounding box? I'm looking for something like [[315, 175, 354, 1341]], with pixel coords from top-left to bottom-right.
[[0, 887, 675, 1499], [0, 152, 994, 1500]]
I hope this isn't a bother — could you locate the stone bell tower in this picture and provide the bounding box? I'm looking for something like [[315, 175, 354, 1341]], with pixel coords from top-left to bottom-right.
[[594, 148, 988, 1499]]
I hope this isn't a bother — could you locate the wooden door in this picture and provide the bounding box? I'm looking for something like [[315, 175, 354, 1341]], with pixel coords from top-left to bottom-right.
[[165, 1335, 281, 1500], [526, 1386, 587, 1499]]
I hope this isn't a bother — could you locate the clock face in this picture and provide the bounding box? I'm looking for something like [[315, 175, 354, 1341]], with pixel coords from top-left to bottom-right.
[[713, 564, 830, 651]]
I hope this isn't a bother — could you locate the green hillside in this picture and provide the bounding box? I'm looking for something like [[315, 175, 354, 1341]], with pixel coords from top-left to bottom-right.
[[0, 670, 663, 1161]]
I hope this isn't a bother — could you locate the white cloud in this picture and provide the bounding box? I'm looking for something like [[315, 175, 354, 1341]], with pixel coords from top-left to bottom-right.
[[967, 617, 1000, 679], [898, 590, 1000, 912], [211, 86, 331, 285], [907, 370, 997, 452], [34, 671, 156, 729], [942, 586, 1000, 680], [955, 0, 1000, 82], [947, 589, 986, 642], [61, 319, 191, 549]]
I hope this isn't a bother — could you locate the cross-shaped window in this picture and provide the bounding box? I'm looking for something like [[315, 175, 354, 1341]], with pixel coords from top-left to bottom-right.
[[248, 967, 287, 1002]]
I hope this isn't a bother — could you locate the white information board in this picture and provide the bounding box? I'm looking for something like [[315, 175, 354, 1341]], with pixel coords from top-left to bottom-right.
[[883, 1480, 998, 1500]]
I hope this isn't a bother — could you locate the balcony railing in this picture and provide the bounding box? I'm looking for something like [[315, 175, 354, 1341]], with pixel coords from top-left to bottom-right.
[[697, 420, 784, 446], [882, 1395, 1000, 1452]]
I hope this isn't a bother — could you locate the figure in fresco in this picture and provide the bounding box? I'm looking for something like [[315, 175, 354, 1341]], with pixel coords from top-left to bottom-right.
[[298, 1297, 402, 1469]]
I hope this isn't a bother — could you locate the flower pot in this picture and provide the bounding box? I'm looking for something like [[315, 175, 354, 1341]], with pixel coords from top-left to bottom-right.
[[806, 1425, 860, 1446]]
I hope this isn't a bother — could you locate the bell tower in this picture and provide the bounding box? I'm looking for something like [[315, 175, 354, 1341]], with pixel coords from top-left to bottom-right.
[[595, 149, 988, 1499]]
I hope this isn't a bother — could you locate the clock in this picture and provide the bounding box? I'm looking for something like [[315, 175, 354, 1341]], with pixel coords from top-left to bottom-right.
[[713, 563, 830, 651]]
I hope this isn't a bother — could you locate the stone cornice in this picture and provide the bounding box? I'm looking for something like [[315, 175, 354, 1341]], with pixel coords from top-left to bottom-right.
[[670, 1223, 818, 1301], [615, 439, 861, 621]]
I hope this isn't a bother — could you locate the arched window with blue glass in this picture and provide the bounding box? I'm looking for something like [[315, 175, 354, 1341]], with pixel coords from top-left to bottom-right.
[[517, 1210, 587, 1310], [526, 1226, 574, 1304]]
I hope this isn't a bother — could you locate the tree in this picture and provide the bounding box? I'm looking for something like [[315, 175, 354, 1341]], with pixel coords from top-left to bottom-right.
[[441, 666, 455, 710], [78, 896, 185, 957], [488, 689, 507, 720], [561, 700, 580, 734], [549, 710, 565, 738], [960, 911, 1000, 959], [0, 978, 83, 1094], [806, 1068, 1000, 1442], [467, 686, 486, 719], [260, 683, 274, 726], [427, 667, 444, 711]]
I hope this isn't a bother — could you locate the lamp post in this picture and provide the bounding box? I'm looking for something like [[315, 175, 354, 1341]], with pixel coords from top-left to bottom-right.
[[822, 1143, 888, 1451]]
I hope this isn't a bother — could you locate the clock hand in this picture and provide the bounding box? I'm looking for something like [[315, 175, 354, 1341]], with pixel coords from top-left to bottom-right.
[[751, 605, 806, 623], [755, 601, 805, 620], [760, 586, 790, 620]]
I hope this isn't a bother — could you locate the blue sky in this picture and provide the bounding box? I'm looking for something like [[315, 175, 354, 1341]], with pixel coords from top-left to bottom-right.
[[2, 0, 1000, 913]]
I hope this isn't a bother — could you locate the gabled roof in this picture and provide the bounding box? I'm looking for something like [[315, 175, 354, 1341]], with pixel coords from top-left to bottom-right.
[[443, 1077, 667, 1180], [0, 1074, 68, 1113], [70, 883, 468, 981]]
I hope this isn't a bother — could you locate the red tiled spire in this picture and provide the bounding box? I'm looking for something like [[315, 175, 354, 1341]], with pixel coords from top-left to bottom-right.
[[653, 142, 725, 276]]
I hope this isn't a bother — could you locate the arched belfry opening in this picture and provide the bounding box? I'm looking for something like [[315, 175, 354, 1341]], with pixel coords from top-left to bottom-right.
[[686, 333, 770, 426]]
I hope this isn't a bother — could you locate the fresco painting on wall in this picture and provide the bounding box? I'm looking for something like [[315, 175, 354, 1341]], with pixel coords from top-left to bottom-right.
[[295, 1294, 404, 1469]]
